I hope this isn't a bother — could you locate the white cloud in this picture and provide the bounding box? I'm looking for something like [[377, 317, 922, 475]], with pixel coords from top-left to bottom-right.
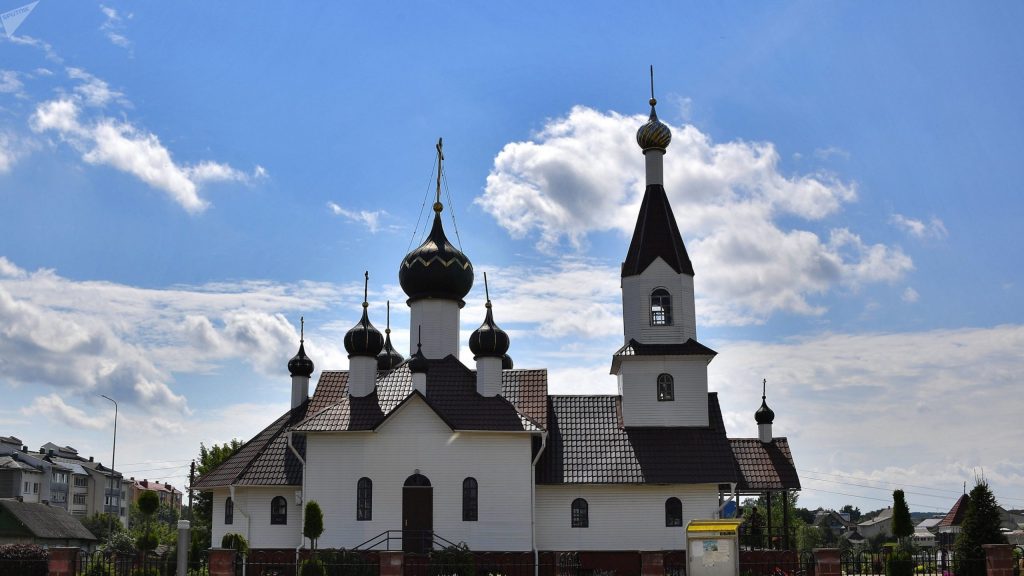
[[22, 394, 109, 430], [708, 325, 1024, 510], [0, 69, 23, 94], [0, 131, 23, 173], [479, 106, 910, 325], [30, 98, 259, 213], [99, 5, 131, 50], [814, 146, 850, 160], [0, 257, 354, 413], [891, 213, 948, 240], [67, 67, 126, 107], [327, 201, 388, 233], [902, 287, 919, 303]]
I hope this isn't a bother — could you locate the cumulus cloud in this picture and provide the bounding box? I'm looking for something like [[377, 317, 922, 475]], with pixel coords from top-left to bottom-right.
[[478, 106, 910, 325], [327, 201, 389, 233], [0, 132, 22, 173], [30, 98, 260, 213], [67, 67, 126, 107], [902, 287, 919, 303], [708, 325, 1024, 509], [0, 257, 353, 413], [0, 69, 23, 94], [891, 213, 948, 240], [22, 394, 109, 430]]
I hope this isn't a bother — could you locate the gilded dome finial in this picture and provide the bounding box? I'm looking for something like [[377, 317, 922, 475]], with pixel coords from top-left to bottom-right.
[[637, 65, 672, 152]]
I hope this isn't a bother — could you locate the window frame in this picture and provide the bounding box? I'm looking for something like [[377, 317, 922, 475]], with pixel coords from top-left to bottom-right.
[[225, 496, 234, 525], [462, 477, 478, 521], [270, 495, 287, 525], [657, 373, 675, 402], [650, 288, 673, 326], [571, 498, 589, 528], [357, 477, 372, 521], [665, 497, 683, 527]]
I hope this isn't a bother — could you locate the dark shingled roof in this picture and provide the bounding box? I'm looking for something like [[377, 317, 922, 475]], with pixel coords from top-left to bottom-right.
[[537, 393, 739, 484], [938, 494, 970, 527], [614, 338, 717, 357], [729, 438, 801, 490], [621, 185, 694, 277], [192, 401, 309, 489], [0, 499, 96, 541], [295, 357, 544, 433]]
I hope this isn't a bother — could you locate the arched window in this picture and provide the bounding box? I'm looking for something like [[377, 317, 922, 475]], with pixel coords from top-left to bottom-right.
[[224, 497, 233, 525], [571, 498, 589, 528], [657, 373, 674, 401], [270, 496, 287, 525], [665, 497, 683, 527], [651, 288, 672, 326], [357, 477, 372, 521], [462, 478, 478, 521]]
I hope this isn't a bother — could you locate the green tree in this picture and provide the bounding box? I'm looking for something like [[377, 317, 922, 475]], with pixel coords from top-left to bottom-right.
[[82, 513, 124, 542], [742, 492, 808, 548], [954, 481, 1008, 576], [304, 501, 324, 550], [136, 491, 160, 553], [840, 504, 862, 522], [892, 490, 914, 547], [190, 439, 243, 555]]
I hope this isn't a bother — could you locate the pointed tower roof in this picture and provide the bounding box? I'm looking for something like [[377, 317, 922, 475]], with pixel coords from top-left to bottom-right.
[[622, 72, 694, 278], [469, 273, 510, 359], [377, 301, 405, 370], [344, 272, 385, 358]]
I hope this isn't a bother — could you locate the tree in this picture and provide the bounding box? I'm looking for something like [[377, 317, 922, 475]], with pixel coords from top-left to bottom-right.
[[954, 481, 1008, 576], [136, 490, 160, 553], [840, 504, 862, 523], [304, 501, 324, 550], [892, 490, 913, 547], [742, 492, 808, 548], [189, 439, 243, 555], [82, 513, 124, 542]]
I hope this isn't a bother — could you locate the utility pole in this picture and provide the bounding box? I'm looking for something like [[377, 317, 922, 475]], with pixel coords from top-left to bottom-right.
[[188, 460, 196, 521]]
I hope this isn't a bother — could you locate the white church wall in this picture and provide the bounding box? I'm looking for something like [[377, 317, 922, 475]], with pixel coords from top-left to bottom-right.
[[409, 300, 462, 359], [621, 258, 696, 345], [306, 396, 535, 551], [535, 483, 719, 551], [617, 358, 710, 427], [212, 487, 302, 549]]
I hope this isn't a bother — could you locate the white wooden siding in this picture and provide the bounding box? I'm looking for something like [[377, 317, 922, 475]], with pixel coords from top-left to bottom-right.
[[617, 358, 709, 427], [409, 300, 462, 359], [212, 487, 303, 549], [305, 396, 535, 551], [535, 484, 719, 551], [621, 258, 696, 345], [475, 357, 502, 396]]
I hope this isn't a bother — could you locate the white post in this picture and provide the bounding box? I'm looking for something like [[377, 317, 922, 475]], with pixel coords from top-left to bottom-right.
[[176, 520, 190, 576]]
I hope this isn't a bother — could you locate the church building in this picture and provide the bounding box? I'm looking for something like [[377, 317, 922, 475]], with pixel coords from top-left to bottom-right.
[[194, 88, 801, 557]]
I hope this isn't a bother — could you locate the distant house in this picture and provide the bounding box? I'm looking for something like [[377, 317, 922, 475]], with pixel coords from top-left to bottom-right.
[[857, 507, 894, 540], [0, 455, 44, 503], [0, 499, 97, 548], [127, 478, 183, 515], [912, 518, 940, 548]]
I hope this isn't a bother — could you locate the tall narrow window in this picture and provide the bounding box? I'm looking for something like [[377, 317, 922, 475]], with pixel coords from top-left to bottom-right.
[[225, 497, 234, 525], [270, 496, 287, 525], [665, 497, 683, 527], [463, 477, 478, 521], [657, 373, 675, 401], [651, 289, 672, 326], [571, 498, 589, 528], [357, 477, 372, 521]]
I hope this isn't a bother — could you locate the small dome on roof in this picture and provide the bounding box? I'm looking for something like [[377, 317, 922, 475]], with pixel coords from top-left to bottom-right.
[[344, 304, 384, 358], [502, 354, 514, 370], [409, 341, 429, 374], [400, 211, 474, 304], [636, 98, 672, 152], [469, 301, 510, 358], [755, 396, 775, 425], [377, 331, 404, 370], [288, 342, 314, 377]]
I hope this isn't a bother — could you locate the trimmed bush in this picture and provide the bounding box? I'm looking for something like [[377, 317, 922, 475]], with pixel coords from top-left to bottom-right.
[[221, 532, 250, 556], [300, 556, 328, 576], [0, 544, 48, 576], [886, 550, 914, 576]]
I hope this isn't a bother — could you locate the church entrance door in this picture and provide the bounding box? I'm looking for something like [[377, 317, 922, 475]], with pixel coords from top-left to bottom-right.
[[402, 473, 433, 553]]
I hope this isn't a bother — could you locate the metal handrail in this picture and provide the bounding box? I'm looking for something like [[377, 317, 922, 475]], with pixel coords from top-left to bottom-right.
[[353, 529, 459, 551]]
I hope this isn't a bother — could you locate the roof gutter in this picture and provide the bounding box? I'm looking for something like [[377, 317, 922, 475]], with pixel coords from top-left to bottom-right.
[[287, 430, 306, 564], [530, 429, 548, 576], [228, 484, 251, 552]]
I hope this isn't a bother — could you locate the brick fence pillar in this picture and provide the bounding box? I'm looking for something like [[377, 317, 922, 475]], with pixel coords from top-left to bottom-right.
[[209, 548, 237, 576], [813, 548, 841, 576], [641, 552, 665, 576], [983, 544, 1013, 576], [46, 547, 79, 576], [380, 551, 404, 576]]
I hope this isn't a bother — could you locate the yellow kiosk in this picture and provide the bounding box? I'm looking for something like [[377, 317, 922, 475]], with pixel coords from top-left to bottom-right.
[[686, 520, 743, 576]]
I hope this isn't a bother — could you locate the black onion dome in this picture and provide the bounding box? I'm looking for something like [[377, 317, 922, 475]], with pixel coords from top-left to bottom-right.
[[469, 302, 510, 358], [376, 332, 404, 370], [344, 305, 384, 358], [400, 212, 474, 303], [408, 342, 429, 374], [288, 342, 315, 377], [501, 354, 514, 370], [755, 396, 775, 425], [636, 98, 672, 152]]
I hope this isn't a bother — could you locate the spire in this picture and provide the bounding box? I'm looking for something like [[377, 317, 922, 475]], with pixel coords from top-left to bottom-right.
[[469, 272, 510, 358], [344, 272, 384, 357], [755, 378, 775, 425], [636, 66, 672, 152], [287, 316, 315, 377], [409, 326, 429, 374], [435, 137, 444, 213], [377, 300, 405, 370]]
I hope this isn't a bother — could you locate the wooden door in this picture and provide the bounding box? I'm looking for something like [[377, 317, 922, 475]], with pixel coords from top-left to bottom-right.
[[402, 474, 433, 553]]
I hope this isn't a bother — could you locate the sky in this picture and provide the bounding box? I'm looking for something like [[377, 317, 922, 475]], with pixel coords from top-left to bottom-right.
[[1, 1, 1022, 516]]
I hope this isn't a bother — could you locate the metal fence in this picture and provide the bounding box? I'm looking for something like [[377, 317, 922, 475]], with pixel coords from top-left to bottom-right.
[[0, 557, 49, 576], [838, 548, 991, 576], [76, 553, 179, 576]]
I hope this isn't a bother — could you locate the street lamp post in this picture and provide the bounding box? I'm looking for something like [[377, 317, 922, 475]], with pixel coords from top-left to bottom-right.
[[100, 394, 118, 535]]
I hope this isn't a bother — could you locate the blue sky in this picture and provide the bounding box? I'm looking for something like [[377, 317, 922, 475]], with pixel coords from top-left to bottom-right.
[[1, 1, 1022, 515]]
